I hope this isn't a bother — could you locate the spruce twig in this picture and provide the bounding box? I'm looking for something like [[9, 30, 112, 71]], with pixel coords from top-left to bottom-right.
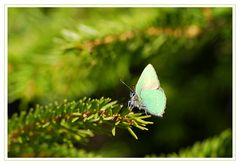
[[146, 129, 232, 158], [8, 97, 153, 157]]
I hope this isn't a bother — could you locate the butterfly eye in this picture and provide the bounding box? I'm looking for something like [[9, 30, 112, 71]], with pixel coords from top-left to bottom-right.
[[130, 92, 134, 97]]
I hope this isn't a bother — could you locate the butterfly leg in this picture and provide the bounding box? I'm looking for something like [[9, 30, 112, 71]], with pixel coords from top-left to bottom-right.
[[128, 92, 137, 110], [143, 107, 148, 115], [138, 104, 148, 115], [128, 100, 133, 109]]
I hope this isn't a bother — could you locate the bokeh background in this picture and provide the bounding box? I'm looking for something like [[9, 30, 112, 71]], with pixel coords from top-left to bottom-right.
[[8, 7, 232, 157]]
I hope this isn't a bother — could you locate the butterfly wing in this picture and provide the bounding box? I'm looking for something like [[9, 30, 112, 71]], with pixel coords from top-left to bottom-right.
[[135, 64, 160, 97], [140, 88, 166, 116]]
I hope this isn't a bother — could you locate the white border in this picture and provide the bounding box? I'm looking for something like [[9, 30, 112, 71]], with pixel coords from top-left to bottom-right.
[[1, 1, 238, 165], [0, 0, 239, 5], [3, 4, 237, 7], [4, 4, 8, 161]]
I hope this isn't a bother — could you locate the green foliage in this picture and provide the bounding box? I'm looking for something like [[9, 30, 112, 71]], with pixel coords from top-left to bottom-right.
[[8, 8, 232, 107], [9, 143, 102, 158], [8, 8, 232, 157], [147, 129, 232, 158], [8, 97, 153, 157]]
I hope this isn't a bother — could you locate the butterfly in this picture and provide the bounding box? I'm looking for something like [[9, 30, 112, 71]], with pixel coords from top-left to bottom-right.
[[121, 64, 166, 117]]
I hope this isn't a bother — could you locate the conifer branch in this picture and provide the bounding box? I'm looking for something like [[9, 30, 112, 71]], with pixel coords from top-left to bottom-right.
[[9, 143, 103, 158], [147, 129, 232, 158], [64, 25, 202, 53], [8, 97, 153, 157]]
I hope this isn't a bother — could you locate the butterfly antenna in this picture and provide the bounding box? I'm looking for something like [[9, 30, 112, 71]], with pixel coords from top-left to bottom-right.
[[120, 79, 134, 93]]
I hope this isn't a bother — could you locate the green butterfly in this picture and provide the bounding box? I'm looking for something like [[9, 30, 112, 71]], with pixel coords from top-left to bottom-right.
[[122, 64, 166, 117]]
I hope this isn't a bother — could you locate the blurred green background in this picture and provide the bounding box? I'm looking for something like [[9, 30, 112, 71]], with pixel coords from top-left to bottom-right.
[[8, 7, 232, 157]]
